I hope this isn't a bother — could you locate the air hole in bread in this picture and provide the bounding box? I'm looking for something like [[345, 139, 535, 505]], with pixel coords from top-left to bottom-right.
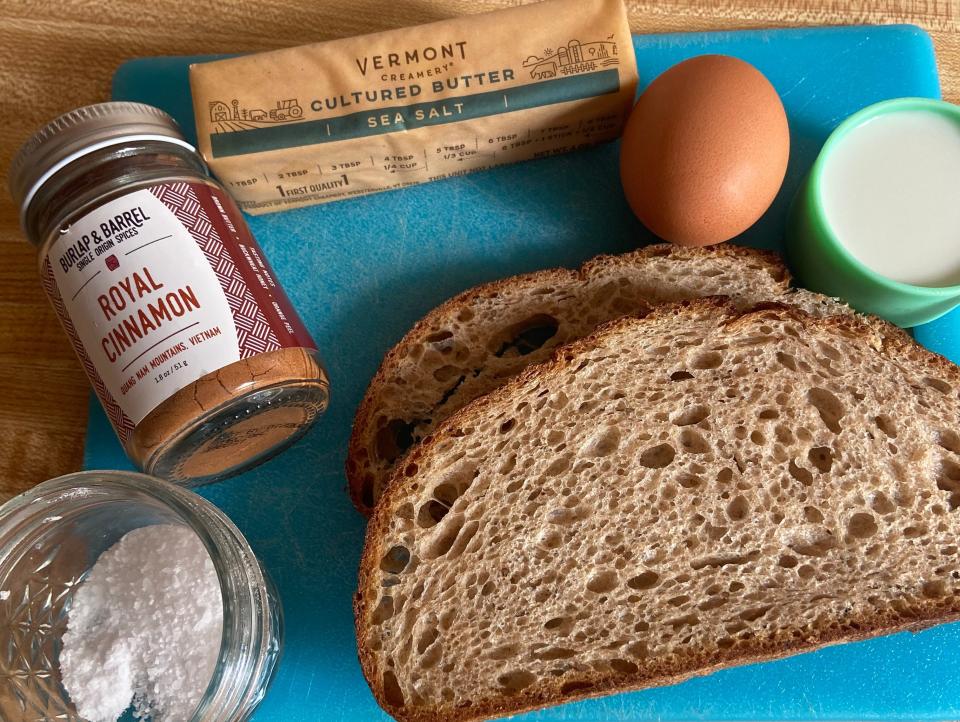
[[938, 430, 960, 455], [817, 342, 841, 362], [776, 351, 798, 371], [904, 524, 927, 538], [545, 454, 573, 476], [544, 616, 574, 635], [758, 408, 779, 420], [923, 579, 947, 597], [559, 679, 592, 695], [383, 669, 405, 707], [936, 464, 960, 511], [376, 418, 422, 463], [534, 647, 576, 661], [671, 405, 709, 426], [425, 330, 453, 343], [626, 570, 659, 590], [671, 370, 694, 382], [499, 454, 517, 475], [498, 670, 536, 694], [679, 429, 710, 454], [691, 550, 760, 569], [750, 430, 765, 445], [678, 474, 704, 491], [586, 570, 618, 594], [925, 377, 952, 395], [416, 624, 440, 654], [778, 554, 797, 568], [868, 492, 896, 515], [380, 545, 411, 574], [938, 458, 960, 489], [872, 414, 897, 438], [740, 605, 773, 622], [581, 427, 621, 457], [488, 643, 521, 660], [610, 658, 639, 675], [667, 613, 700, 629], [803, 506, 824, 523], [417, 499, 449, 528], [808, 446, 834, 473], [698, 596, 727, 611], [548, 506, 584, 525], [494, 314, 560, 358], [847, 512, 878, 539], [372, 595, 395, 624], [691, 351, 723, 370], [705, 523, 727, 540], [640, 444, 676, 468], [717, 467, 734, 484], [443, 520, 479, 561], [433, 483, 462, 507], [807, 387, 844, 434], [726, 495, 749, 521], [789, 460, 814, 486]]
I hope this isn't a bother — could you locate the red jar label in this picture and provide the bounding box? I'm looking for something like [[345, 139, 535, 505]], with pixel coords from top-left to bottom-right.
[[40, 181, 315, 443]]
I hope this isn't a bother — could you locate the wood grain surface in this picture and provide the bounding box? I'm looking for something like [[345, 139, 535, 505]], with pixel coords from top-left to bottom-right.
[[0, 0, 957, 499]]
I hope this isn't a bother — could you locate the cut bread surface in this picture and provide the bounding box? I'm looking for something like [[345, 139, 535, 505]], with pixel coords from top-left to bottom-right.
[[347, 244, 847, 513], [356, 299, 960, 722]]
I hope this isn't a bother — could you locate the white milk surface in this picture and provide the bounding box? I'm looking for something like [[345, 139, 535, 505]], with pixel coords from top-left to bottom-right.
[[819, 110, 960, 287]]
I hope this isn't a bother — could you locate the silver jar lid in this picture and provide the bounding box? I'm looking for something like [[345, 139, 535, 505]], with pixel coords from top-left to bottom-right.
[[8, 102, 196, 227]]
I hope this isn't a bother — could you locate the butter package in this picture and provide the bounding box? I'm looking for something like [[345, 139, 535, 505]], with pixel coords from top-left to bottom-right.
[[189, 0, 638, 214]]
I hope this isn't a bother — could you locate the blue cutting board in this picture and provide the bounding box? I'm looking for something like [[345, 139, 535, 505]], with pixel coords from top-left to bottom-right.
[[92, 25, 958, 721]]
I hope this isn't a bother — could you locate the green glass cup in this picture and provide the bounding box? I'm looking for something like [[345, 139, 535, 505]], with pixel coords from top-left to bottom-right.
[[787, 97, 960, 328]]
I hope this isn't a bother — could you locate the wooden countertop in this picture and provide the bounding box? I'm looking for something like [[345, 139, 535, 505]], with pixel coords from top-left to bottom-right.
[[1, 0, 957, 499]]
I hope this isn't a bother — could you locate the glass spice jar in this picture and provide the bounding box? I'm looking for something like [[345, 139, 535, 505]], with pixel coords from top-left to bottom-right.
[[8, 102, 329, 485], [0, 470, 283, 720]]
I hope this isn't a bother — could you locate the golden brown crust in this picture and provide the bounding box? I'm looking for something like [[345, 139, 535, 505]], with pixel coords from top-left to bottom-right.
[[355, 297, 960, 722], [346, 244, 790, 514]]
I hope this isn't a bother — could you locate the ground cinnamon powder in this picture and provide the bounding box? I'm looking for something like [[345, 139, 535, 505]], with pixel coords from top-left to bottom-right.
[[129, 348, 328, 482]]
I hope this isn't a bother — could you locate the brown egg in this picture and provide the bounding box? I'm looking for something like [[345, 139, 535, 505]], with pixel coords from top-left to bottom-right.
[[619, 55, 789, 247]]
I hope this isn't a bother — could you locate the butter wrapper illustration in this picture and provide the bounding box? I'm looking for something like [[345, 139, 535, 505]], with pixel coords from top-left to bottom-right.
[[189, 0, 638, 214]]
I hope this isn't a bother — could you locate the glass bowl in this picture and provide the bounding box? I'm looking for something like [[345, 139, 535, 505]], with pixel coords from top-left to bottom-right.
[[0, 470, 283, 721]]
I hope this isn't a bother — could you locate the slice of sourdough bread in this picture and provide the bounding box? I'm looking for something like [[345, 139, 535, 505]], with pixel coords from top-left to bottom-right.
[[356, 298, 960, 722], [347, 244, 848, 513]]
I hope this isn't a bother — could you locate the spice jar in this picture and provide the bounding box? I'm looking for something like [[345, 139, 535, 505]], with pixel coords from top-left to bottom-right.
[[0, 470, 283, 720], [9, 102, 329, 485]]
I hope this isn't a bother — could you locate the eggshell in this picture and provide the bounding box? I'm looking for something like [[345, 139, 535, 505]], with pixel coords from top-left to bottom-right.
[[619, 55, 790, 247]]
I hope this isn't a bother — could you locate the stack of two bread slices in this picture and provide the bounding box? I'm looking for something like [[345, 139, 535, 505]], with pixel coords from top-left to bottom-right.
[[348, 245, 960, 722]]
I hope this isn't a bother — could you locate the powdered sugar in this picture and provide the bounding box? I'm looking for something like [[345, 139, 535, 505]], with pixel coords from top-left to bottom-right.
[[59, 524, 223, 722]]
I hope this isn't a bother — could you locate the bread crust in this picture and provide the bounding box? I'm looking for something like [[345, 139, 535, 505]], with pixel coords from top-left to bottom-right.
[[347, 245, 790, 514], [355, 298, 960, 722]]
